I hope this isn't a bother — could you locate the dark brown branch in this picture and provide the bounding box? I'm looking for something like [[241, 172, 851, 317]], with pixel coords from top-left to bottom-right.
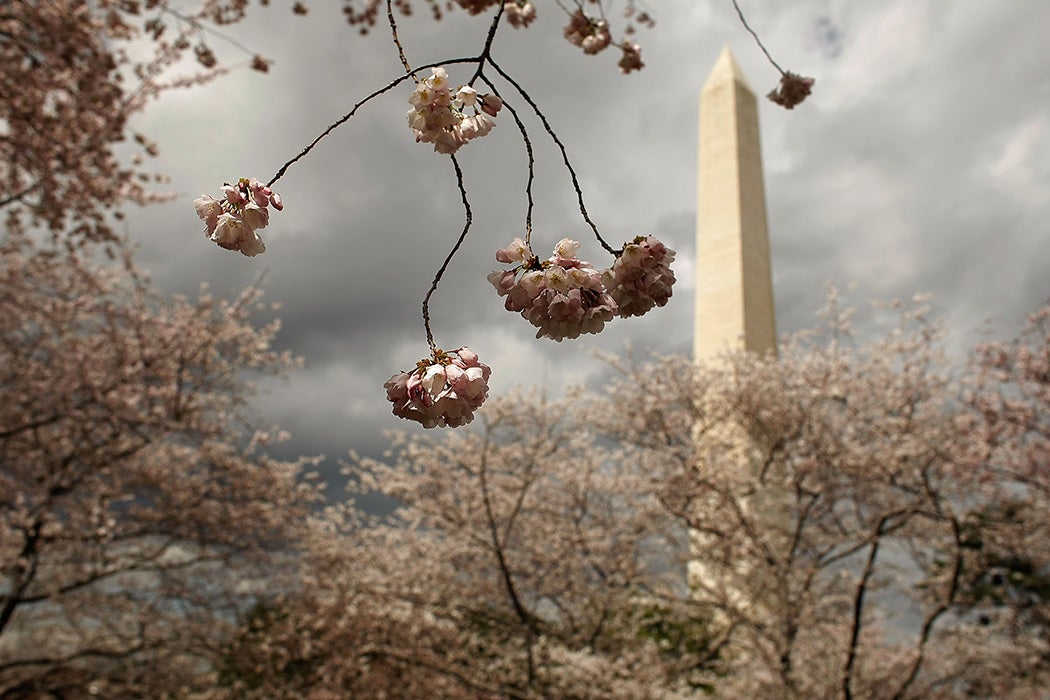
[[730, 0, 785, 75], [468, 0, 507, 86], [480, 75, 535, 249], [843, 516, 889, 700], [477, 430, 538, 686], [486, 57, 618, 256], [890, 513, 965, 698], [421, 155, 472, 352], [386, 0, 412, 74], [267, 58, 477, 187]]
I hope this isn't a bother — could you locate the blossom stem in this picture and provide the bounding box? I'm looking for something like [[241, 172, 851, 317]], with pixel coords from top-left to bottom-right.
[[486, 57, 618, 256], [421, 154, 473, 353], [481, 75, 534, 250], [467, 1, 507, 86], [556, 0, 578, 18], [730, 0, 786, 75], [267, 58, 477, 187], [386, 0, 413, 76], [154, 2, 259, 59]]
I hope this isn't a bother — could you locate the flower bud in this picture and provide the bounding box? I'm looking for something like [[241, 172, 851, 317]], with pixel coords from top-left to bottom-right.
[[480, 94, 503, 117]]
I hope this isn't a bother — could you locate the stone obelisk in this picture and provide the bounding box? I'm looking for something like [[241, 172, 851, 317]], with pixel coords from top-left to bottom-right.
[[688, 48, 778, 610], [694, 47, 776, 361]]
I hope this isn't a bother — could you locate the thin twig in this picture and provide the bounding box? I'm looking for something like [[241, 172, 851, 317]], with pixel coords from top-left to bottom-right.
[[155, 1, 259, 58], [468, 1, 507, 86], [486, 57, 618, 256], [553, 0, 575, 19], [730, 0, 785, 75], [267, 58, 476, 187], [386, 0, 412, 75], [421, 155, 473, 352], [0, 182, 39, 209], [480, 76, 534, 249]]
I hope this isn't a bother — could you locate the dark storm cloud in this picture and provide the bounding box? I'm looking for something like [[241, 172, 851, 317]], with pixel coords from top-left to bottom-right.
[[124, 1, 1049, 482]]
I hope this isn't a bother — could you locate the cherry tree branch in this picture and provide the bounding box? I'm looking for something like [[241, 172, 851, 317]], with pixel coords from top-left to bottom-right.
[[468, 0, 507, 86], [480, 75, 535, 247], [486, 57, 619, 256], [890, 505, 965, 699], [842, 516, 888, 700], [151, 1, 260, 58], [421, 155, 473, 352], [477, 425, 538, 686], [730, 0, 785, 75], [266, 58, 477, 188], [386, 0, 412, 75]]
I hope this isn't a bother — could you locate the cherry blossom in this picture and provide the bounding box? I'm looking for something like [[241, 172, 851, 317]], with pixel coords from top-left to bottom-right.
[[385, 347, 492, 428], [564, 10, 612, 55], [0, 0, 239, 245], [602, 235, 676, 317], [618, 43, 644, 74], [767, 71, 815, 109], [193, 177, 282, 257], [406, 67, 501, 155], [488, 238, 618, 341], [330, 0, 654, 73], [0, 232, 316, 694], [480, 94, 503, 117], [505, 1, 537, 28]]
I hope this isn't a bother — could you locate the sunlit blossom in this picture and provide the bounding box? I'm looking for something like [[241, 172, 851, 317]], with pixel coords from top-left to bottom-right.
[[455, 85, 477, 107], [495, 237, 531, 265]]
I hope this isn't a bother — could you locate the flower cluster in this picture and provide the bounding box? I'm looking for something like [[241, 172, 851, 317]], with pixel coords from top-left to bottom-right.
[[488, 238, 619, 342], [193, 178, 282, 257], [618, 43, 644, 74], [489, 236, 676, 339], [504, 0, 536, 28], [564, 10, 612, 55], [602, 235, 676, 317], [767, 72, 815, 110], [385, 347, 492, 428], [407, 67, 503, 155]]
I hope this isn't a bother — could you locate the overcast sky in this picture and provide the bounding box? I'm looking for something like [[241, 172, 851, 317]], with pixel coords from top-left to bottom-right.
[[124, 1, 1050, 483]]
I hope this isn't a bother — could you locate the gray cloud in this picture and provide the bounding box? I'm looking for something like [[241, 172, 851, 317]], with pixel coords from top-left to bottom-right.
[[124, 1, 1050, 487]]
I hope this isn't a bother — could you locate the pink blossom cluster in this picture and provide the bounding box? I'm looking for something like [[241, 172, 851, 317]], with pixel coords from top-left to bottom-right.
[[767, 72, 815, 110], [385, 347, 492, 428], [564, 10, 612, 55], [487, 238, 620, 341], [601, 235, 676, 317], [193, 178, 283, 257], [504, 0, 536, 28], [407, 67, 503, 155], [489, 236, 677, 339]]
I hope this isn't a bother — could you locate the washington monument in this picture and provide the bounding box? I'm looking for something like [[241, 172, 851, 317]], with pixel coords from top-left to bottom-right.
[[688, 47, 779, 600], [694, 47, 777, 361]]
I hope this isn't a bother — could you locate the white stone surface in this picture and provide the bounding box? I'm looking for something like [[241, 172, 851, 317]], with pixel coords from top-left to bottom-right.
[[694, 46, 777, 362]]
